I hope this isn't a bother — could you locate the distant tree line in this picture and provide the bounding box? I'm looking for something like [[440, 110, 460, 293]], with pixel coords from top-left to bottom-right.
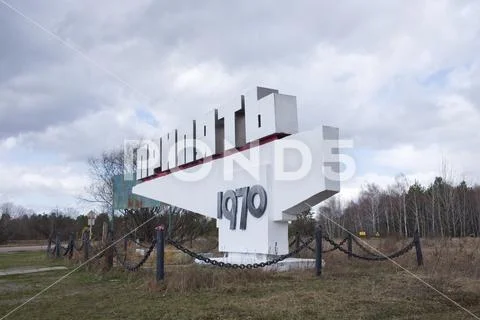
[[0, 202, 216, 245], [320, 175, 480, 238], [0, 200, 316, 245], [0, 204, 86, 244]]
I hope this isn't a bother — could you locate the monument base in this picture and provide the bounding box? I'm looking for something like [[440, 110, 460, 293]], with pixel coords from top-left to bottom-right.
[[195, 252, 325, 272]]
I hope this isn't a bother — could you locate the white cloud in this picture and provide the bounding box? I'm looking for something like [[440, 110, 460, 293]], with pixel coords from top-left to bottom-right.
[[374, 145, 443, 173], [340, 170, 439, 204], [0, 163, 88, 199]]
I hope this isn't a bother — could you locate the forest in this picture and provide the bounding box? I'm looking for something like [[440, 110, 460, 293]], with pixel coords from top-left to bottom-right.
[[0, 204, 216, 245], [321, 175, 480, 238], [1, 174, 479, 243]]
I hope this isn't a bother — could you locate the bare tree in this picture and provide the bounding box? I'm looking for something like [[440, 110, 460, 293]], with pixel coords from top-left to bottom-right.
[[82, 149, 125, 212], [361, 184, 380, 234], [82, 145, 213, 243], [318, 196, 343, 237]]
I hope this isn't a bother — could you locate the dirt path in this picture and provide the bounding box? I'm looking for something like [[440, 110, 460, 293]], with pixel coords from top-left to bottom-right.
[[0, 266, 67, 277], [0, 246, 47, 253]]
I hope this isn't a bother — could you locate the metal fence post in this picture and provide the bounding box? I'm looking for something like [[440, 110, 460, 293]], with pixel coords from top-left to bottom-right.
[[55, 234, 60, 258], [347, 233, 353, 259], [156, 226, 165, 282], [414, 230, 423, 266], [315, 226, 322, 277]]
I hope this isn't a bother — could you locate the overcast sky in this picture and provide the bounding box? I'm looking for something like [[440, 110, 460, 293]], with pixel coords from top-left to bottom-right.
[[1, 0, 479, 214]]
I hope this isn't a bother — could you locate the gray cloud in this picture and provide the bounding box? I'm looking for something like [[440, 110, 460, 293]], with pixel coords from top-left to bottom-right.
[[0, 7, 66, 82], [0, 0, 479, 210]]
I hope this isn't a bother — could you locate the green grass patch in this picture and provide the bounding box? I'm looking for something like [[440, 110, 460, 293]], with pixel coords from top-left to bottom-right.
[[0, 251, 61, 270]]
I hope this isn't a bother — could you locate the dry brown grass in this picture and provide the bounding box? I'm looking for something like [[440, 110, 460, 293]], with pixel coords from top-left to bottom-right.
[[321, 236, 480, 299], [146, 265, 278, 294], [421, 237, 480, 280], [4, 240, 480, 319], [69, 235, 480, 315]]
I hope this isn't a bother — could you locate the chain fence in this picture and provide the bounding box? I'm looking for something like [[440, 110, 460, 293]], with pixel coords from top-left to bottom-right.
[[166, 237, 314, 269], [46, 227, 422, 277], [109, 235, 315, 272], [113, 240, 157, 271], [351, 236, 386, 257], [301, 236, 349, 253], [322, 235, 416, 261]]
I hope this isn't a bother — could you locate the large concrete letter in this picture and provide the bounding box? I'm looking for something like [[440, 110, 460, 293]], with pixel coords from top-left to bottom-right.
[[177, 121, 196, 166], [136, 144, 148, 179], [195, 110, 217, 159], [217, 96, 246, 148], [147, 139, 161, 176], [244, 87, 299, 143], [161, 130, 177, 170]]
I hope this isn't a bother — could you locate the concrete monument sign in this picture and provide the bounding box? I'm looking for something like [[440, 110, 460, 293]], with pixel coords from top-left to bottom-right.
[[132, 87, 340, 263]]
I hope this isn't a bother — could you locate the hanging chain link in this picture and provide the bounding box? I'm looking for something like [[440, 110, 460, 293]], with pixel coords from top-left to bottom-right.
[[352, 236, 386, 257], [323, 236, 348, 253], [301, 236, 348, 253], [322, 235, 415, 261], [113, 240, 157, 271], [290, 234, 349, 254], [63, 244, 71, 256], [288, 238, 298, 248], [166, 237, 314, 269]]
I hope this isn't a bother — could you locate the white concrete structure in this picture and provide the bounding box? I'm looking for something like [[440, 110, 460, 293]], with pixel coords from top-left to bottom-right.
[[132, 87, 340, 263]]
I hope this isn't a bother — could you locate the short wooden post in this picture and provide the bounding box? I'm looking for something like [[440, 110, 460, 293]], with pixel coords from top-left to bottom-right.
[[414, 230, 423, 266], [295, 232, 300, 250], [84, 235, 89, 262], [156, 226, 165, 282], [102, 222, 108, 245], [47, 238, 52, 258], [55, 234, 60, 258], [294, 232, 300, 257], [101, 222, 113, 270], [315, 226, 322, 277], [347, 233, 353, 259], [68, 233, 74, 259], [123, 236, 128, 261]]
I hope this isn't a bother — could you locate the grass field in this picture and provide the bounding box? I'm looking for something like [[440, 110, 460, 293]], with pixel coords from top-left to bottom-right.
[[1, 239, 480, 320]]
